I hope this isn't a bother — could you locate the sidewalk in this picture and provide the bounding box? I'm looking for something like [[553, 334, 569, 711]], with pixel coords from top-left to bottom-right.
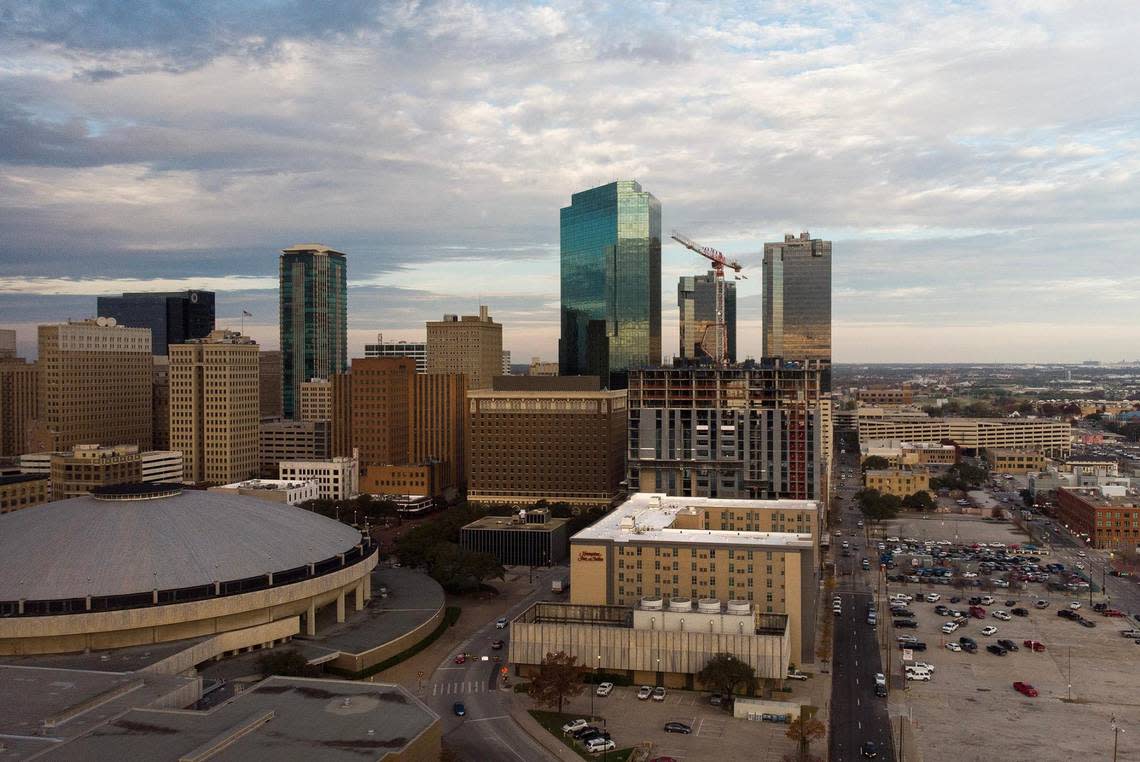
[[505, 691, 585, 762]]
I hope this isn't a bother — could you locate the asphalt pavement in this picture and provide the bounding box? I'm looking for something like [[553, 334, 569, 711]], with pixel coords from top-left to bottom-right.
[[829, 460, 896, 762]]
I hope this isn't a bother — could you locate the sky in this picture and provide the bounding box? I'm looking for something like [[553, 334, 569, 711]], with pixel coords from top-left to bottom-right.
[[1, 0, 1138, 363]]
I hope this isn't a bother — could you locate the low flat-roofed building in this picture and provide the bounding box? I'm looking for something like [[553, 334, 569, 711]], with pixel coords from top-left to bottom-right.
[[209, 478, 319, 505], [2, 669, 440, 762], [863, 468, 930, 497], [1055, 487, 1140, 550], [901, 441, 958, 466], [279, 452, 359, 501], [989, 448, 1046, 474], [361, 461, 445, 498], [460, 508, 570, 566], [0, 473, 49, 514], [20, 444, 184, 500], [259, 418, 331, 477], [857, 414, 1071, 457], [566, 493, 818, 665], [1061, 457, 1119, 477]]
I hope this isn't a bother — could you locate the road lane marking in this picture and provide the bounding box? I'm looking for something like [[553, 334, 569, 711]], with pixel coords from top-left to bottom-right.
[[467, 715, 509, 722]]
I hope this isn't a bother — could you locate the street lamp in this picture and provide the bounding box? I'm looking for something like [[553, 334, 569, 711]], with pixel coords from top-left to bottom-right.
[[1111, 716, 1124, 762]]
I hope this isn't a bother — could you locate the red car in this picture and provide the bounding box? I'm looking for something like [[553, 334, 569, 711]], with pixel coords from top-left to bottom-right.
[[1104, 609, 1125, 618], [1023, 640, 1047, 652], [454, 654, 466, 664], [1013, 681, 1039, 697]]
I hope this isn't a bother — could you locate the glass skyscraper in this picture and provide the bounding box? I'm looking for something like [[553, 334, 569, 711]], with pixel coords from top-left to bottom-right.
[[762, 231, 832, 389], [97, 290, 215, 355], [279, 244, 347, 419], [559, 180, 661, 387], [677, 271, 736, 363]]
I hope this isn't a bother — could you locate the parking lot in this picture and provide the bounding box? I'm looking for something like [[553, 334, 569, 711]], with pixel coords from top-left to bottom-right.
[[872, 516, 1140, 761], [553, 684, 800, 761]]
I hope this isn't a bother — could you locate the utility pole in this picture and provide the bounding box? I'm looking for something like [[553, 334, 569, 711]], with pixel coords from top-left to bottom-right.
[[1111, 716, 1123, 762], [1067, 646, 1072, 701]]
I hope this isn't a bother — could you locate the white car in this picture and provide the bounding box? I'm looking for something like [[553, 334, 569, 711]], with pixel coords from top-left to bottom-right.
[[562, 719, 588, 734], [874, 672, 887, 686], [941, 622, 960, 634], [912, 661, 935, 673], [905, 670, 932, 682], [652, 686, 666, 701], [787, 670, 809, 681], [994, 579, 1010, 588], [926, 593, 941, 603], [495, 617, 508, 629], [595, 682, 614, 697], [889, 593, 913, 602], [993, 610, 1011, 621], [1070, 601, 1082, 610], [981, 625, 998, 636], [1077, 551, 1087, 558], [586, 739, 616, 753], [962, 572, 978, 579], [946, 642, 962, 652], [637, 685, 652, 700], [980, 596, 995, 605]]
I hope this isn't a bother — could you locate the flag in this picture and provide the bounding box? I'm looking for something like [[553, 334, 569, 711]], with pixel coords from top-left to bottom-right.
[[242, 310, 252, 317]]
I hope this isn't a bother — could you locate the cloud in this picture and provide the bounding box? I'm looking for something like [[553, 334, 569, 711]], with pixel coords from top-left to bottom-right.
[[1, 1, 1139, 362]]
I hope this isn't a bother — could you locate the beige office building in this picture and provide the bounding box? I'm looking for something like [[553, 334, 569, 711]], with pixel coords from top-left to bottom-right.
[[0, 357, 38, 457], [299, 377, 333, 422], [151, 355, 170, 450], [989, 448, 1047, 474], [426, 306, 502, 389], [21, 445, 184, 499], [863, 468, 930, 497], [857, 413, 1071, 457], [170, 330, 259, 484], [35, 319, 152, 452]]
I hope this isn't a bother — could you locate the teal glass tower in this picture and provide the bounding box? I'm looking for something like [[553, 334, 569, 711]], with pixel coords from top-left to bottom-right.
[[279, 244, 348, 418], [559, 180, 661, 387]]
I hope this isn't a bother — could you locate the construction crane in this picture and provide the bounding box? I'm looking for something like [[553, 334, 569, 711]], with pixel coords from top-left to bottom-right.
[[671, 231, 746, 366]]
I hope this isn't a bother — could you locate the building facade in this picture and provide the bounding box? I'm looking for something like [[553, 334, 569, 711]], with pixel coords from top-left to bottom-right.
[[258, 350, 283, 419], [259, 419, 331, 478], [360, 462, 445, 498], [863, 468, 930, 497], [857, 415, 1071, 457], [279, 244, 347, 419], [169, 330, 259, 485], [410, 373, 467, 489], [279, 453, 359, 501], [1055, 487, 1140, 549], [762, 232, 831, 389], [21, 445, 183, 498], [627, 362, 828, 503], [330, 371, 353, 457], [0, 474, 49, 514], [425, 306, 501, 390], [678, 271, 736, 363], [989, 448, 1047, 474], [299, 377, 333, 422], [566, 493, 818, 665], [0, 358, 38, 457], [460, 509, 570, 566], [151, 356, 170, 450], [35, 319, 152, 452], [97, 290, 215, 355], [209, 478, 320, 505], [350, 357, 413, 467], [467, 379, 627, 507], [559, 180, 662, 387], [364, 333, 427, 373]]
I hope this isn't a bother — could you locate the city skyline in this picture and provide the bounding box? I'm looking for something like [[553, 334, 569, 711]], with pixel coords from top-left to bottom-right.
[[1, 3, 1137, 364]]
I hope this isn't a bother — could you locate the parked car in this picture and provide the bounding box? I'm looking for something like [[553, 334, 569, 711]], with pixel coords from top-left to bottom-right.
[[941, 622, 960, 634], [637, 686, 653, 700], [1013, 681, 1039, 697], [708, 693, 724, 706], [562, 719, 589, 734], [905, 670, 931, 682], [986, 644, 1008, 656], [586, 738, 616, 753], [899, 641, 927, 651], [1079, 618, 1097, 628], [997, 639, 1020, 652], [981, 625, 998, 636], [875, 672, 887, 686], [945, 642, 962, 652], [573, 726, 601, 740], [1105, 609, 1125, 618], [453, 702, 466, 716], [1069, 602, 1082, 610], [1058, 609, 1079, 620], [454, 655, 466, 664], [992, 610, 1011, 621], [911, 661, 935, 672], [895, 620, 918, 629], [595, 682, 614, 697], [1012, 608, 1029, 617], [786, 670, 809, 681], [496, 617, 508, 629], [664, 722, 692, 734], [1035, 600, 1049, 609], [1023, 640, 1047, 652], [927, 593, 941, 602], [652, 686, 666, 701]]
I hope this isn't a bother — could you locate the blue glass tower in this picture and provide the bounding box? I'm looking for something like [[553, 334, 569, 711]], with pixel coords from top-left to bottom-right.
[[279, 244, 347, 419], [559, 180, 661, 388]]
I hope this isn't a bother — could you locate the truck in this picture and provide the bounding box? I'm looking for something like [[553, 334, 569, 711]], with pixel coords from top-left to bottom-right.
[[969, 605, 987, 619], [551, 575, 569, 594]]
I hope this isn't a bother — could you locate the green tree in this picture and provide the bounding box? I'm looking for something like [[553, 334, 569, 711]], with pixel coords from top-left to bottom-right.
[[527, 651, 586, 714], [861, 455, 891, 472], [901, 490, 936, 512], [785, 716, 827, 762], [697, 652, 757, 698]]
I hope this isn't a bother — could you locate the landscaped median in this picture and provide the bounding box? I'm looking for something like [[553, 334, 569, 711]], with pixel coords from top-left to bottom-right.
[[527, 710, 636, 761]]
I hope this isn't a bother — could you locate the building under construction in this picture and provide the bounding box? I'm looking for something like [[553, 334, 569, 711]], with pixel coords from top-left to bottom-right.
[[626, 360, 830, 504]]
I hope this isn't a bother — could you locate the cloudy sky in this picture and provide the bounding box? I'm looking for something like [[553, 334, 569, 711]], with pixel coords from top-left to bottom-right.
[[1, 0, 1138, 363]]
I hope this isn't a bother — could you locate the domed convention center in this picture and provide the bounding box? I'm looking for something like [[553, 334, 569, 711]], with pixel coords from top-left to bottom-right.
[[0, 483, 377, 657]]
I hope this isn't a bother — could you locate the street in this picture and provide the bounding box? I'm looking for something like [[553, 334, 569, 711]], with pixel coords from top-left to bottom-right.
[[829, 458, 896, 761]]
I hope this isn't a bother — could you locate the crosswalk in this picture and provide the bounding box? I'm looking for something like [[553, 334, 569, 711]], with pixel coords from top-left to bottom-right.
[[432, 680, 491, 696]]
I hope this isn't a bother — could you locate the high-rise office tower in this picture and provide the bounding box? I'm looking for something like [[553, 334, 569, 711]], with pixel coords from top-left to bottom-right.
[[627, 361, 829, 502], [151, 356, 170, 450], [678, 271, 737, 363], [299, 378, 333, 423], [409, 373, 467, 489], [330, 371, 353, 457], [350, 357, 414, 467], [169, 330, 260, 484], [279, 244, 347, 418], [364, 333, 427, 374], [96, 290, 215, 355], [259, 350, 283, 419], [0, 356, 38, 456], [425, 306, 501, 390], [559, 180, 661, 387], [33, 319, 152, 452], [0, 329, 16, 359], [762, 232, 831, 389]]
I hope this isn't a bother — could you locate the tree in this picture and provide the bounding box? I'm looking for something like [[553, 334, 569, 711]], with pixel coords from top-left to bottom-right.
[[424, 543, 506, 593], [528, 651, 586, 714], [855, 488, 900, 524], [861, 455, 891, 472], [901, 490, 936, 512], [697, 653, 757, 698], [785, 716, 827, 762], [257, 648, 314, 677]]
